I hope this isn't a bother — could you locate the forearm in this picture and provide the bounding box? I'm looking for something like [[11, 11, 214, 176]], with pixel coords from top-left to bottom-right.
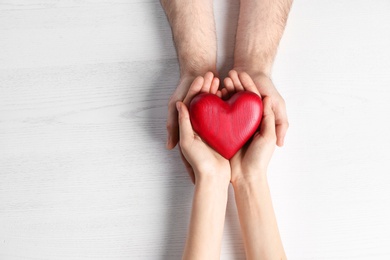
[[183, 177, 229, 260], [234, 0, 293, 75], [233, 175, 286, 260], [160, 0, 217, 77]]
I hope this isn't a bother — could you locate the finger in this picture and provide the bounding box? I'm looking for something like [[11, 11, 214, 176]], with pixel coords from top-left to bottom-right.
[[221, 88, 229, 99], [201, 72, 214, 93], [223, 77, 234, 94], [276, 123, 288, 147], [228, 70, 244, 92], [166, 102, 179, 149], [180, 148, 195, 184], [273, 101, 289, 147], [238, 72, 260, 95], [210, 77, 220, 94], [182, 76, 204, 107], [259, 97, 276, 140], [216, 90, 222, 98], [176, 101, 193, 147]]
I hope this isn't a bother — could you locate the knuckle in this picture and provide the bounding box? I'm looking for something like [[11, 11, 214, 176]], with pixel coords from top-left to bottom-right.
[[278, 97, 286, 106], [228, 70, 237, 77], [179, 115, 189, 125], [179, 139, 189, 151], [178, 115, 184, 125], [166, 119, 178, 132], [178, 111, 187, 122]]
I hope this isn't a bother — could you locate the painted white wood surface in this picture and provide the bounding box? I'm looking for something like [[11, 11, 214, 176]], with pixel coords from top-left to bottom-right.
[[1, 0, 390, 259]]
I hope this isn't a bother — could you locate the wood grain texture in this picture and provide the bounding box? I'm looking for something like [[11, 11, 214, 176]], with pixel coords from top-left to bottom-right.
[[1, 0, 390, 259]]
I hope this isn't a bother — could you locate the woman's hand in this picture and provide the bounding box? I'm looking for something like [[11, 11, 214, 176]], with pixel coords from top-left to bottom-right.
[[177, 72, 231, 185]]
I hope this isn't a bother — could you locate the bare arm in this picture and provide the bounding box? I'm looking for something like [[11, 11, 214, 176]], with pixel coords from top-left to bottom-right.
[[160, 0, 217, 150], [234, 0, 293, 147], [234, 0, 293, 76], [233, 177, 286, 260]]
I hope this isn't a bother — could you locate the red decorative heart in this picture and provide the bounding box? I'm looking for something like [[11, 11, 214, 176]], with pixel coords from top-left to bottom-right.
[[189, 91, 263, 159]]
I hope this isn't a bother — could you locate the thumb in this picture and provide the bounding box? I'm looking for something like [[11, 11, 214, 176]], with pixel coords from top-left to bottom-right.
[[259, 97, 276, 140], [176, 102, 193, 146]]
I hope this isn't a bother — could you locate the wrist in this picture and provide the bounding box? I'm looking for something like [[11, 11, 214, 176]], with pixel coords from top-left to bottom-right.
[[231, 171, 268, 190], [233, 23, 277, 76], [233, 65, 272, 79], [178, 54, 217, 79], [180, 63, 217, 79], [194, 170, 230, 190]]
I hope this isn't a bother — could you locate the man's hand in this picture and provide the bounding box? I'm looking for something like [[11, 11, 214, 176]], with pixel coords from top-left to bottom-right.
[[166, 75, 197, 149], [232, 70, 288, 147]]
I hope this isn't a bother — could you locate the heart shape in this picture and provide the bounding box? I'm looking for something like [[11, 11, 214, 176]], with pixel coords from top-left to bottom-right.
[[189, 91, 263, 159]]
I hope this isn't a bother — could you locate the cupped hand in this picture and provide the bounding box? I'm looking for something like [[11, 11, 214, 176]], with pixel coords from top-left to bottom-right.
[[223, 70, 277, 184], [233, 69, 288, 147], [166, 76, 197, 150], [166, 71, 220, 149], [177, 72, 230, 184]]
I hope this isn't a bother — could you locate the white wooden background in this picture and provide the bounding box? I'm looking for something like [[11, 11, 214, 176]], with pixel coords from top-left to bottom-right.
[[1, 0, 390, 259]]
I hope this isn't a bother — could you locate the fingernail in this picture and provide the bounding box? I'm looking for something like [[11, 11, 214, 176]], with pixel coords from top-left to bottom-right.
[[176, 102, 180, 112]]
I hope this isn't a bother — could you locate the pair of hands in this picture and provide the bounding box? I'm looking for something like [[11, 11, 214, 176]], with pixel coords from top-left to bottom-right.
[[167, 70, 288, 149], [176, 71, 277, 185]]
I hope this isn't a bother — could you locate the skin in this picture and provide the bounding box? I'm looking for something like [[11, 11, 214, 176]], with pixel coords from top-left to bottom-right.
[[178, 71, 286, 259], [180, 72, 221, 183]]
